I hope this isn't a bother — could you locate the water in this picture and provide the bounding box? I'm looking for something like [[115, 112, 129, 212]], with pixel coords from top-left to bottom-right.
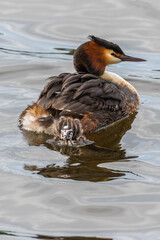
[[0, 0, 160, 239]]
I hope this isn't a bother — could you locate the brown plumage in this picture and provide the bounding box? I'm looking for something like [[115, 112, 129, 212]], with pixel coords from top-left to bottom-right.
[[19, 36, 146, 141]]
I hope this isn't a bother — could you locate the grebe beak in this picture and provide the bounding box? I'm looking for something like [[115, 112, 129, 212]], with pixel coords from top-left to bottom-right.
[[119, 55, 146, 62]]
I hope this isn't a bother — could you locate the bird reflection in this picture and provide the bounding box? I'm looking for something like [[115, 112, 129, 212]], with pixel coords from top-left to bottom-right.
[[22, 113, 138, 182], [36, 235, 112, 240], [0, 230, 112, 240]]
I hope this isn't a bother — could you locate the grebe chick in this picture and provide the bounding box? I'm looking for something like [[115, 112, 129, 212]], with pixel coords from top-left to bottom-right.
[[19, 35, 146, 143]]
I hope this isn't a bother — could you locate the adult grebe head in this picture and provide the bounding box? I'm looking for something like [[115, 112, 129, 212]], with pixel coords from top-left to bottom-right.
[[74, 35, 146, 76]]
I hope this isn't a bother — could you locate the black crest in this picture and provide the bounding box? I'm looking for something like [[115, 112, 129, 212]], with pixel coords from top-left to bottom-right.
[[88, 35, 124, 54]]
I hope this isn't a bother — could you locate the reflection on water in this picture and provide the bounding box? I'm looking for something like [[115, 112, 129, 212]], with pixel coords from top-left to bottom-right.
[[0, 230, 112, 240], [0, 47, 75, 59], [0, 0, 160, 239], [35, 236, 112, 240], [24, 146, 127, 182], [22, 114, 138, 182], [55, 47, 75, 55]]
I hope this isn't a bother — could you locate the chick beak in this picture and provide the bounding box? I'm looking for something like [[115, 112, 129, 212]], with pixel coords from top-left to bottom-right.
[[119, 55, 146, 62]]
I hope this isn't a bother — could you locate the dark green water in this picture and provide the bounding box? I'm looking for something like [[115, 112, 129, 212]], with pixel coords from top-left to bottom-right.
[[0, 1, 160, 239]]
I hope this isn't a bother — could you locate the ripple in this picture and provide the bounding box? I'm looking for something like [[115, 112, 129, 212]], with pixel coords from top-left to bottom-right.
[[0, 22, 75, 61], [0, 0, 160, 239], [0, 46, 75, 59]]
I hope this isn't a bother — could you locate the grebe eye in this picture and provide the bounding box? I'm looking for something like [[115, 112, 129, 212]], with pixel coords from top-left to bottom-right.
[[111, 53, 117, 57]]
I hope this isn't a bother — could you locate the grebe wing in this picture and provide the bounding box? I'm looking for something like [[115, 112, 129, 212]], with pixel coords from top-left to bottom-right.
[[37, 73, 127, 116]]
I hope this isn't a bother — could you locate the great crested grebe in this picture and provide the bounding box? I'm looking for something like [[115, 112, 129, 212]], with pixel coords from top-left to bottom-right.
[[19, 35, 146, 143]]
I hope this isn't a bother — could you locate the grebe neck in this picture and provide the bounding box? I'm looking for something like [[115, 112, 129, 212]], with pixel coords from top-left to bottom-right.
[[73, 41, 106, 76]]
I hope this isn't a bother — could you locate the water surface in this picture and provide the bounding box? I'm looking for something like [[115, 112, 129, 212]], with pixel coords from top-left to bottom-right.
[[0, 0, 160, 239]]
